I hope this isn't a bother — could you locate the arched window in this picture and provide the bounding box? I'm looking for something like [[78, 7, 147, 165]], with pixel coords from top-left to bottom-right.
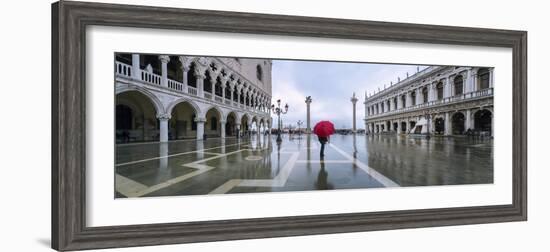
[[401, 95, 406, 108], [436, 82, 444, 100], [454, 75, 463, 95], [256, 65, 263, 81], [478, 68, 490, 90], [411, 91, 416, 106]]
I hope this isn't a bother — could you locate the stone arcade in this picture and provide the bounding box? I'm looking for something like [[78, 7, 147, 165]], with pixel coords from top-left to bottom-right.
[[364, 66, 494, 136], [115, 54, 272, 143]]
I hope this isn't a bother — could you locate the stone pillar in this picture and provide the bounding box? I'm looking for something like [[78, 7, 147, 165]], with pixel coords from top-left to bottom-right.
[[195, 117, 206, 140], [181, 66, 189, 92], [416, 88, 422, 105], [429, 83, 436, 102], [462, 75, 467, 95], [131, 54, 140, 79], [196, 71, 205, 98], [220, 120, 226, 139], [230, 85, 235, 103], [159, 55, 170, 87], [235, 123, 241, 138], [489, 68, 494, 88], [157, 114, 171, 143], [221, 83, 226, 100], [406, 92, 412, 107], [444, 112, 451, 136], [351, 93, 358, 133], [465, 109, 472, 131], [210, 77, 216, 101], [444, 77, 451, 98], [398, 120, 403, 133], [305, 96, 312, 133]]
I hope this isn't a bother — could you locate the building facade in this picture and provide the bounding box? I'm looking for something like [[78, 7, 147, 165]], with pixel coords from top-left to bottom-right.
[[364, 66, 494, 136], [115, 53, 272, 143]]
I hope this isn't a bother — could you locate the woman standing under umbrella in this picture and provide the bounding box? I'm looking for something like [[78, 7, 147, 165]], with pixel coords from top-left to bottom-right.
[[313, 121, 335, 158]]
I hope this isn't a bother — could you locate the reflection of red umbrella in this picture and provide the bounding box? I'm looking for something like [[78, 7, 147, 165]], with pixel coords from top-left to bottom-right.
[[313, 121, 335, 137]]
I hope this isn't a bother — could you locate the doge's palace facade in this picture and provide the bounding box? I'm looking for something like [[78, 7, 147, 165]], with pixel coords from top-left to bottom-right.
[[115, 53, 272, 143], [364, 66, 494, 136]]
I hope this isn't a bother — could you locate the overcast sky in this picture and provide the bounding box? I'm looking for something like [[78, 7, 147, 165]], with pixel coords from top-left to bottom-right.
[[270, 60, 427, 129]]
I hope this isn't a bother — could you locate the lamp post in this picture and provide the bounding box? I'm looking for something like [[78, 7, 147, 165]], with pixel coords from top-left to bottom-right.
[[271, 99, 289, 143]]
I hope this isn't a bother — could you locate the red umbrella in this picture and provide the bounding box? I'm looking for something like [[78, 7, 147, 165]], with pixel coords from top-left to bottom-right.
[[313, 121, 335, 137]]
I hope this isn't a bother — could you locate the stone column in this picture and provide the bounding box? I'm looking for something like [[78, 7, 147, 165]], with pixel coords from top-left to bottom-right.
[[351, 93, 358, 133], [157, 114, 171, 143], [489, 68, 494, 88], [406, 92, 412, 107], [210, 77, 216, 101], [159, 55, 170, 88], [181, 65, 189, 92], [398, 120, 403, 133], [462, 75, 467, 95], [230, 84, 235, 104], [444, 112, 451, 136], [131, 54, 140, 80], [196, 71, 205, 98], [220, 120, 226, 139], [416, 88, 422, 105], [221, 82, 227, 100], [195, 117, 206, 140], [465, 109, 472, 131], [305, 96, 312, 133], [235, 122, 241, 138], [444, 77, 451, 98], [429, 83, 436, 102]]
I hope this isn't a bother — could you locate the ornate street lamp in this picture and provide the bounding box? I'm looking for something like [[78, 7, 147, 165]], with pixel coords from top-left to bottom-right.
[[271, 99, 289, 143]]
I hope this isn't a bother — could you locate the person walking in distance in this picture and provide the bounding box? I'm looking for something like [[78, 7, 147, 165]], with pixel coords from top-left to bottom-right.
[[313, 120, 335, 159], [318, 135, 329, 158]]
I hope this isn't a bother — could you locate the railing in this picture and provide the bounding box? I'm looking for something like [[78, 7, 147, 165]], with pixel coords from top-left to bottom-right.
[[115, 62, 132, 77], [367, 88, 493, 119], [115, 61, 271, 115], [167, 79, 184, 92], [187, 86, 198, 96], [140, 70, 161, 85]]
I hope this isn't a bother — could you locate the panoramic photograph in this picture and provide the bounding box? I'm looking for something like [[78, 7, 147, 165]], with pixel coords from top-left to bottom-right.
[[114, 53, 494, 198]]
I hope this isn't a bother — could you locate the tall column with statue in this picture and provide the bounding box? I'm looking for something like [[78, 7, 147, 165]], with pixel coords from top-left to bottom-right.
[[351, 93, 358, 133], [305, 96, 312, 134]]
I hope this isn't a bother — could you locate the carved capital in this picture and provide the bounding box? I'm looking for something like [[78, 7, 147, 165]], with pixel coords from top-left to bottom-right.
[[194, 117, 207, 123], [158, 55, 170, 64], [156, 113, 171, 120]]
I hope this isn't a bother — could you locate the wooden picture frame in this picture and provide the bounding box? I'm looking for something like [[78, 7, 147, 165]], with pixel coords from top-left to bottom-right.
[[52, 1, 527, 251]]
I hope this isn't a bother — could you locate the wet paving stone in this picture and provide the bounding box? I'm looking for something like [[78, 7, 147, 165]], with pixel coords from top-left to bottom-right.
[[114, 134, 493, 198]]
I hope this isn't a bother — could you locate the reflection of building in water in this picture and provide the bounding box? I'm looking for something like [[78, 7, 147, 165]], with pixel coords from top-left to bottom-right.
[[115, 53, 272, 143], [364, 66, 494, 136]]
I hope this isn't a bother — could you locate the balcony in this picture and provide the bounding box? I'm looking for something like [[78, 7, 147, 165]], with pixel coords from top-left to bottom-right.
[[367, 88, 493, 120], [115, 61, 269, 115]]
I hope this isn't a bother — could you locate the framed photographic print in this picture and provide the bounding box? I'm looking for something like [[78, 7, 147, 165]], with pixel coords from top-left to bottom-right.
[[52, 1, 527, 251]]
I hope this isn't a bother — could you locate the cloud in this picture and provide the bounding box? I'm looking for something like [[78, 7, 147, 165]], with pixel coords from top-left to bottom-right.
[[270, 60, 427, 129]]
